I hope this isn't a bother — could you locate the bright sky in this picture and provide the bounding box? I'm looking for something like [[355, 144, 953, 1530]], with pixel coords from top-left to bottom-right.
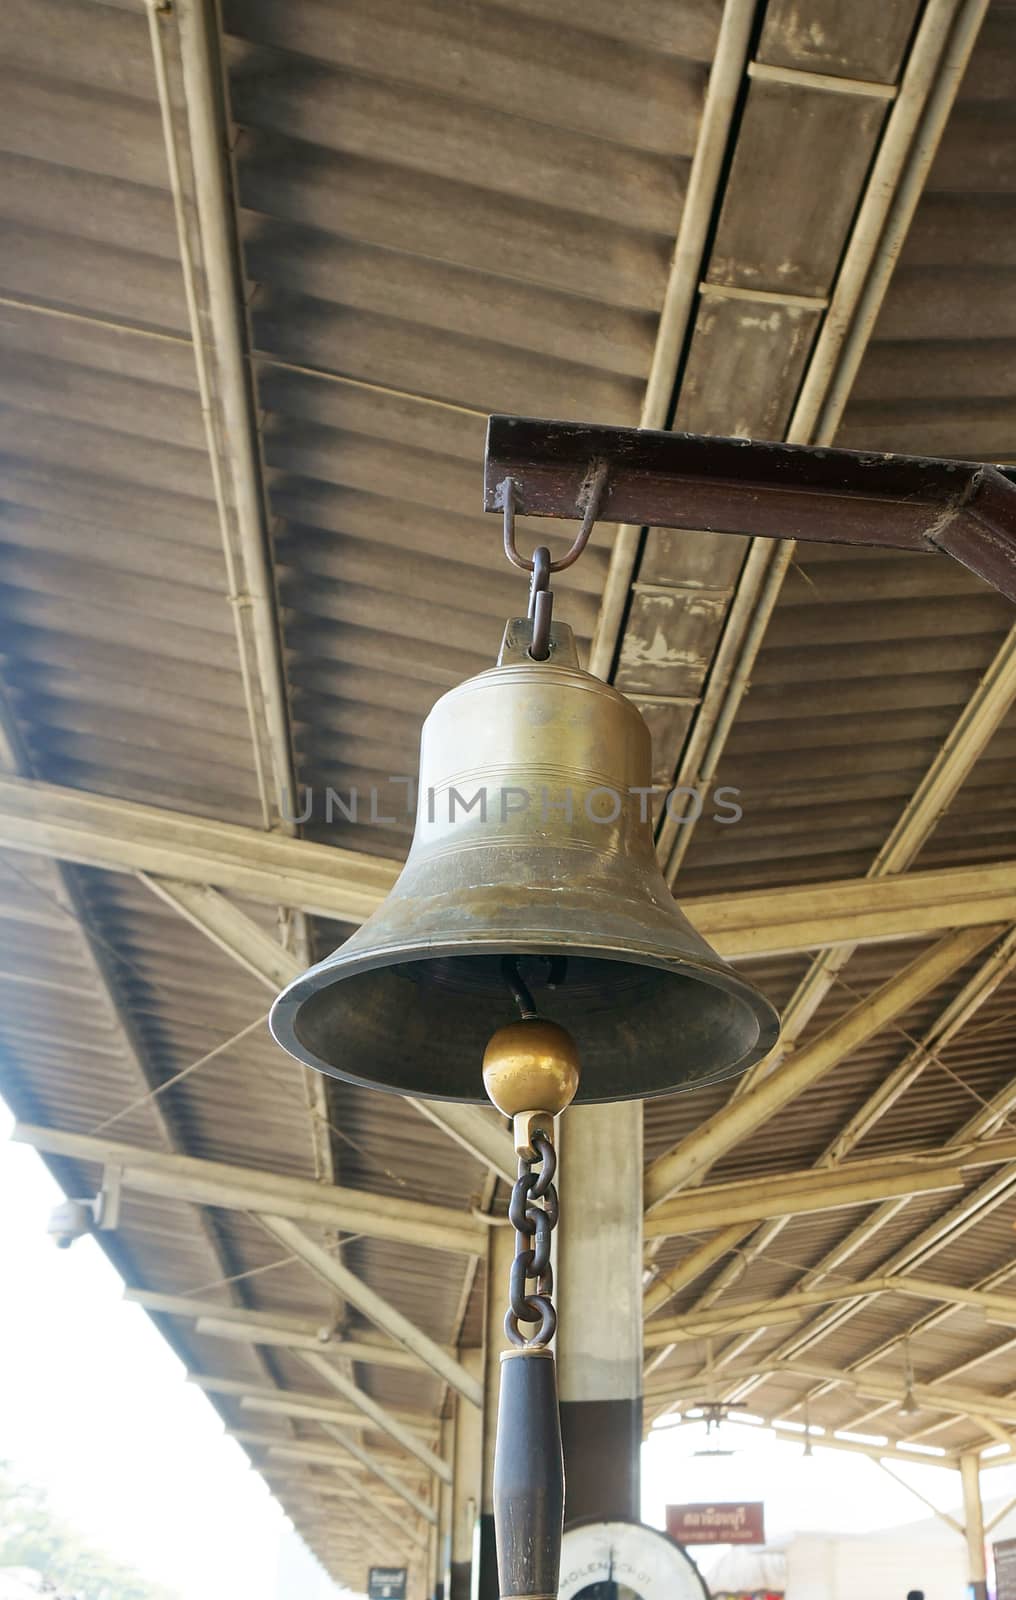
[[644, 1412, 971, 1536], [642, 1387, 1016, 1588], [4, 1100, 1013, 1598], [0, 1104, 341, 1600]]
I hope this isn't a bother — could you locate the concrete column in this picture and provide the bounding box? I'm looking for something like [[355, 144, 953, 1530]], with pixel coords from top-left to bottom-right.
[[478, 1223, 515, 1600], [450, 1349, 483, 1600], [556, 1103, 644, 1523], [435, 1417, 453, 1600], [961, 1451, 988, 1600]]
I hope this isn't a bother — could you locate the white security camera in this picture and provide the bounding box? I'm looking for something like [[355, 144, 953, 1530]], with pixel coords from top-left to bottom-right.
[[47, 1197, 96, 1249]]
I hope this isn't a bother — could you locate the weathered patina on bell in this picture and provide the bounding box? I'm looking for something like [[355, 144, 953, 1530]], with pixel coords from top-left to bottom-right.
[[270, 616, 779, 1102]]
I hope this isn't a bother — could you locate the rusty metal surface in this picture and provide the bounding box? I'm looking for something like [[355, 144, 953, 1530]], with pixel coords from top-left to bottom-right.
[[483, 415, 1016, 601]]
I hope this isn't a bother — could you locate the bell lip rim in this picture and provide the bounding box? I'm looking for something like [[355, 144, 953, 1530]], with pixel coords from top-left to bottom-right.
[[268, 936, 781, 1104]]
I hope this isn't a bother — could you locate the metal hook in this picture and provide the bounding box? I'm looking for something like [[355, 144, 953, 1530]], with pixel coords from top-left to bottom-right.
[[499, 459, 609, 574], [501, 463, 608, 659], [528, 546, 551, 608]]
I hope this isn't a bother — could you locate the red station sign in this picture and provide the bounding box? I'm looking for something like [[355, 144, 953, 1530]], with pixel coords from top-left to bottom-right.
[[667, 1503, 766, 1546]]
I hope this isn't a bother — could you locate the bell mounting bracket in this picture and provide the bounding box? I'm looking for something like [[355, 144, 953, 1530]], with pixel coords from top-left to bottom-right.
[[483, 414, 1016, 603]]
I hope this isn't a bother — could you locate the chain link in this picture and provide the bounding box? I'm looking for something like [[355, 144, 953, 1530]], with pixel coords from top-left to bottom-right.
[[505, 1130, 559, 1349]]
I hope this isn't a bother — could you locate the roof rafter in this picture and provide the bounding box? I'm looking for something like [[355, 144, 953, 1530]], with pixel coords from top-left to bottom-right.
[[145, 0, 338, 1204], [12, 1123, 486, 1257], [191, 1372, 436, 1435], [645, 922, 1016, 1405], [645, 1276, 1016, 1347], [141, 875, 516, 1185], [260, 1213, 484, 1407], [1, 773, 1014, 957], [644, 925, 993, 1209], [740, 619, 1016, 1072], [654, 0, 992, 881], [648, 1353, 1016, 1430]]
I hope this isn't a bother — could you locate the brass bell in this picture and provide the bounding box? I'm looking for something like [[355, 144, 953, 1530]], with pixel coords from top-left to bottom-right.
[[270, 616, 779, 1102]]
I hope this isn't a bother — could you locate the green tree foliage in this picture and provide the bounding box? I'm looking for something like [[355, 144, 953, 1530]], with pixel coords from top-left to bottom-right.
[[0, 1463, 179, 1600]]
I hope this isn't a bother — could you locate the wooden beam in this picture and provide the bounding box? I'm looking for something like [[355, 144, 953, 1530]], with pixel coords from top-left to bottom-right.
[[189, 1374, 435, 1436], [13, 1124, 485, 1259], [761, 1137, 1016, 1377], [243, 1394, 434, 1441], [644, 1281, 892, 1346], [644, 926, 995, 1208], [644, 1276, 1016, 1347], [644, 1304, 809, 1344], [644, 926, 1016, 1341], [738, 622, 1016, 1076], [645, 1158, 966, 1237], [875, 1461, 965, 1533], [0, 774, 398, 923], [586, 0, 758, 678], [650, 1409, 958, 1469], [825, 929, 1016, 1163], [299, 1351, 452, 1484], [195, 1314, 434, 1374], [195, 1314, 446, 1377], [126, 1288, 320, 1334], [142, 876, 305, 993], [650, 1355, 1016, 1427], [267, 1445, 430, 1548], [646, 1131, 1016, 1245], [896, 1276, 1016, 1323], [128, 1289, 442, 1377], [233, 1427, 417, 1468], [259, 1470, 382, 1501], [269, 1436, 435, 1527], [259, 1215, 483, 1408], [1, 775, 1015, 957], [126, 1288, 425, 1372], [144, 881, 516, 1186]]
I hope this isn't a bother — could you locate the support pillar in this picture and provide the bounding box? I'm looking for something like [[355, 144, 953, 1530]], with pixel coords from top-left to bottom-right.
[[478, 1223, 514, 1600], [451, 1349, 483, 1600], [436, 1416, 453, 1600], [556, 1103, 644, 1523], [961, 1452, 988, 1600]]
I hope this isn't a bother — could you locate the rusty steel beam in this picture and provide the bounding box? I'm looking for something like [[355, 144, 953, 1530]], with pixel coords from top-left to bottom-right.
[[483, 416, 1016, 602]]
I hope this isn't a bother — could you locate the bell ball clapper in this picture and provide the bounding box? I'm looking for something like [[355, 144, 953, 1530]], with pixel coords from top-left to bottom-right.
[[483, 1015, 580, 1158]]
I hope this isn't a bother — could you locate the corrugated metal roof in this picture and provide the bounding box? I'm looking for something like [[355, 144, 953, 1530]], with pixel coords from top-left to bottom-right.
[[2, 0, 1016, 1584]]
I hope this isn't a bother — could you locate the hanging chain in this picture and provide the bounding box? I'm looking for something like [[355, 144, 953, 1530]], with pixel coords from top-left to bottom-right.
[[505, 1130, 560, 1348]]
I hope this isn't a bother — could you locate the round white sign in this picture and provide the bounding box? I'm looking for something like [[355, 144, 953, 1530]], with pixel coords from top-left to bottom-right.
[[558, 1519, 709, 1600]]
